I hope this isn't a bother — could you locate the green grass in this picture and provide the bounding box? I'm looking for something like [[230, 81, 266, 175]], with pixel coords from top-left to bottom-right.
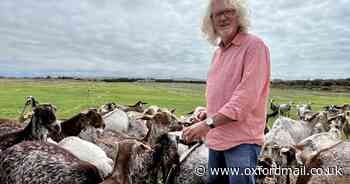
[[1, 79, 350, 128], [0, 79, 205, 119]]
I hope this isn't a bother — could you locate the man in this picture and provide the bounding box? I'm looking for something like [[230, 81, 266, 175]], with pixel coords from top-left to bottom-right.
[[183, 0, 270, 183]]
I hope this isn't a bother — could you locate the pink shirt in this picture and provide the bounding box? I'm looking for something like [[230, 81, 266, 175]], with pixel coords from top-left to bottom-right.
[[205, 32, 270, 151]]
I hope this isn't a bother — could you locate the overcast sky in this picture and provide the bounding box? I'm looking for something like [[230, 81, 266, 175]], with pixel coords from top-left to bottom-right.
[[0, 0, 349, 80]]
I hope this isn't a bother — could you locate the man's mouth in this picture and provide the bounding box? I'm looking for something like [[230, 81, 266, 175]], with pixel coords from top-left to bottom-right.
[[218, 24, 231, 29]]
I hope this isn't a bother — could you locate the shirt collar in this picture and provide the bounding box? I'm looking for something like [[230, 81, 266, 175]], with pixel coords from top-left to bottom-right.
[[219, 31, 245, 50]]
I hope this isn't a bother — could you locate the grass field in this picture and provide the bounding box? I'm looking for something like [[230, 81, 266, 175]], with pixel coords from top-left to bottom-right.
[[1, 79, 350, 127]]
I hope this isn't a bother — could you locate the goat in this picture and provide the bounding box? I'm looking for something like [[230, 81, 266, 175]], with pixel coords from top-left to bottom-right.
[[101, 139, 154, 184], [258, 116, 326, 184], [328, 112, 350, 139], [140, 111, 183, 145], [139, 112, 185, 183], [166, 130, 210, 184], [270, 132, 343, 184], [297, 103, 313, 120], [323, 104, 339, 115], [143, 105, 161, 115], [126, 111, 149, 138], [175, 143, 209, 184], [270, 99, 293, 117], [0, 119, 23, 136], [0, 103, 59, 151], [103, 108, 130, 133], [0, 96, 39, 136], [345, 111, 350, 139], [125, 100, 148, 112], [278, 101, 293, 117], [265, 110, 279, 134], [126, 107, 180, 139], [277, 132, 347, 184], [58, 136, 114, 178], [98, 111, 182, 184], [325, 104, 350, 113], [17, 96, 39, 123], [98, 102, 117, 116], [49, 109, 105, 143], [295, 140, 350, 184], [270, 99, 280, 112], [179, 106, 206, 127], [116, 101, 148, 113], [0, 141, 103, 184]]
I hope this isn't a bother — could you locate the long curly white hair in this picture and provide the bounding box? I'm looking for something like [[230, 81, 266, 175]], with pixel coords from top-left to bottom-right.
[[201, 0, 250, 45]]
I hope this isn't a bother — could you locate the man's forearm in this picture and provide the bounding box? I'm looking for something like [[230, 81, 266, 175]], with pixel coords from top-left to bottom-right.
[[211, 113, 237, 127]]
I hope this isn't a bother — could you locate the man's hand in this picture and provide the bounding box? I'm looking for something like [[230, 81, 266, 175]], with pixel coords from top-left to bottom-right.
[[182, 121, 210, 144], [192, 111, 207, 123]]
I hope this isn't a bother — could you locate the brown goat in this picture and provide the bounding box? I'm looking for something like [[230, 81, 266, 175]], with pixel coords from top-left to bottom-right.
[[49, 109, 105, 142], [116, 101, 148, 113], [97, 111, 182, 184], [0, 119, 23, 136], [101, 139, 154, 184], [0, 141, 103, 184]]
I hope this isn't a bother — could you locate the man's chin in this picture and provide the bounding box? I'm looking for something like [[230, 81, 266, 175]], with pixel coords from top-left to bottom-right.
[[218, 30, 234, 39]]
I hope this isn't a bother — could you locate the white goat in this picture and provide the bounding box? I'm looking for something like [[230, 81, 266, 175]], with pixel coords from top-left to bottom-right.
[[58, 136, 114, 178], [278, 101, 293, 117], [297, 103, 312, 120], [103, 108, 129, 132]]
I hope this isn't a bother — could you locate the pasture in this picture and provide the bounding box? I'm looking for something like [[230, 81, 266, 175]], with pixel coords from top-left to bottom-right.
[[1, 78, 349, 125]]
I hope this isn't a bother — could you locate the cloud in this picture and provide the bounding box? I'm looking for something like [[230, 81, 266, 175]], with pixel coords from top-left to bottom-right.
[[0, 0, 349, 79]]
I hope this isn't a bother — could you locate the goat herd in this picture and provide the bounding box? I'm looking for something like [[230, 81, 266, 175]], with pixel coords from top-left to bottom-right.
[[0, 96, 349, 184]]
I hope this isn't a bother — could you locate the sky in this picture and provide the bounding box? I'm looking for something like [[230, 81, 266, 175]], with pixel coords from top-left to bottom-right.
[[0, 0, 349, 80]]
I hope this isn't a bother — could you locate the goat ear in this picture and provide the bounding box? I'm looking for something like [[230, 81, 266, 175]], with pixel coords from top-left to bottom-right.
[[18, 114, 26, 123], [305, 112, 319, 121], [327, 115, 338, 122], [187, 110, 194, 115], [170, 108, 176, 114], [293, 143, 304, 151], [146, 121, 152, 129], [346, 111, 350, 118], [291, 145, 305, 165], [88, 108, 98, 113], [139, 115, 153, 121], [280, 146, 297, 164]]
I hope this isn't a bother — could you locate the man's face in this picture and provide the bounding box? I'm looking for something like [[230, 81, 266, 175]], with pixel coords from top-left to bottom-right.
[[211, 0, 238, 43]]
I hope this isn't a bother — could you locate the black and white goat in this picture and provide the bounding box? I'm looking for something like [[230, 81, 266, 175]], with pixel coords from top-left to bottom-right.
[[49, 109, 105, 143], [297, 103, 313, 120], [0, 103, 59, 151]]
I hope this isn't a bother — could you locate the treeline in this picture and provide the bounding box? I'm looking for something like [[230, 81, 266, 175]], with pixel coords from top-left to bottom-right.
[[271, 78, 350, 91], [0, 76, 349, 88], [0, 76, 205, 84]]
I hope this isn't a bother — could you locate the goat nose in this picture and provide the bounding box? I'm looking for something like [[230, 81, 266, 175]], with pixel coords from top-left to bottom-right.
[[49, 121, 61, 133], [96, 128, 104, 136]]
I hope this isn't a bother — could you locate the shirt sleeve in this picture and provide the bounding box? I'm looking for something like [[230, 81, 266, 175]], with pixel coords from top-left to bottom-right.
[[218, 41, 270, 121]]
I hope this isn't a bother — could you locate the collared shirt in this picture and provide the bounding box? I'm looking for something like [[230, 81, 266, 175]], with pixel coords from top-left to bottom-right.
[[205, 32, 271, 151]]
